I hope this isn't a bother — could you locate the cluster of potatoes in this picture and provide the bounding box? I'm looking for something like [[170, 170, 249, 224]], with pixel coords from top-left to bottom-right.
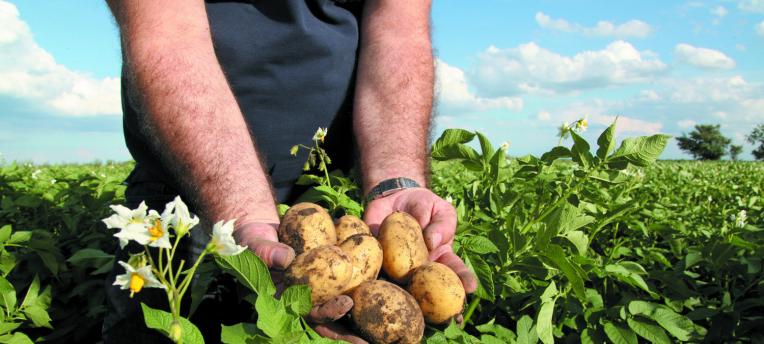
[[278, 202, 466, 344]]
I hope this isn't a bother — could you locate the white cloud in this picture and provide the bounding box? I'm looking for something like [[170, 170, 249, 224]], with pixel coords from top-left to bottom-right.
[[434, 60, 523, 115], [0, 0, 120, 116], [677, 119, 697, 128], [711, 6, 729, 17], [538, 100, 663, 135], [537, 110, 551, 121], [738, 0, 764, 13], [674, 43, 735, 69], [756, 21, 764, 37], [535, 12, 652, 38], [471, 41, 667, 96]]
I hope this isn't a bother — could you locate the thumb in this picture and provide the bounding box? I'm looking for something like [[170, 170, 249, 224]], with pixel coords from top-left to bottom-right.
[[248, 239, 295, 270]]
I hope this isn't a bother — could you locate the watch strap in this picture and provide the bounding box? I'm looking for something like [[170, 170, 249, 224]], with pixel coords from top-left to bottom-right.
[[365, 177, 421, 202]]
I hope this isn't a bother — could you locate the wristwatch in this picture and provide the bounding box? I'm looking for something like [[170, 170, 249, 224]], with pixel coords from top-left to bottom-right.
[[365, 177, 421, 203]]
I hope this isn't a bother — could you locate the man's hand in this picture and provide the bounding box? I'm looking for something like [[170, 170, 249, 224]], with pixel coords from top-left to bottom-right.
[[234, 222, 294, 270], [364, 188, 478, 293]]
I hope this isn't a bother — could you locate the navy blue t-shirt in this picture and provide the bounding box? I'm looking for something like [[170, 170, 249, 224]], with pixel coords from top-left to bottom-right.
[[121, 0, 362, 203]]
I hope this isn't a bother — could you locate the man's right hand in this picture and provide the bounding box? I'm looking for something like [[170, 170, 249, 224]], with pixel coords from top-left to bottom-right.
[[234, 222, 295, 270]]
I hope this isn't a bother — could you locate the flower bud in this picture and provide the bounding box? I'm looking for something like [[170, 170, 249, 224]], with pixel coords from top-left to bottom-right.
[[169, 321, 182, 343]]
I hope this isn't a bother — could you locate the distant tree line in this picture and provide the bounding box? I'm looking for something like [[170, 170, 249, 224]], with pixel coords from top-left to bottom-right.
[[677, 124, 764, 161]]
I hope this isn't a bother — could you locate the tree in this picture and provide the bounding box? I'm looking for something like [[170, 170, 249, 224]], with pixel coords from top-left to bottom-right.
[[676, 124, 731, 160], [747, 124, 764, 161], [729, 145, 743, 161]]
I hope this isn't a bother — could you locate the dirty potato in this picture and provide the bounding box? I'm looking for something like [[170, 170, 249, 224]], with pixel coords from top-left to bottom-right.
[[408, 262, 466, 324], [338, 234, 383, 293], [284, 245, 353, 304], [378, 211, 429, 283], [335, 215, 371, 243], [278, 202, 336, 254], [350, 280, 424, 344]]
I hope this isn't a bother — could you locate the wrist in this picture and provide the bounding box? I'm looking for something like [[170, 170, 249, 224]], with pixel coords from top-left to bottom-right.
[[365, 177, 423, 202]]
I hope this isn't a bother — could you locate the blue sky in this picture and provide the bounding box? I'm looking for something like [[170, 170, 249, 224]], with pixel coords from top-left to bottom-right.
[[1, 0, 763, 163]]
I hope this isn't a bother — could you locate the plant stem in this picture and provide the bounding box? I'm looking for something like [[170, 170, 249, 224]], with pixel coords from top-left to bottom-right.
[[461, 296, 481, 328]]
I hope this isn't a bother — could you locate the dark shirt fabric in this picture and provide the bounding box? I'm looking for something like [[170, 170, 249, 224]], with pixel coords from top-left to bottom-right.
[[122, 0, 362, 205], [104, 2, 362, 343]]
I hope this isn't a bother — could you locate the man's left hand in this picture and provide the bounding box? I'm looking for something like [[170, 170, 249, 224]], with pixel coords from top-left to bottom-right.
[[363, 188, 478, 293]]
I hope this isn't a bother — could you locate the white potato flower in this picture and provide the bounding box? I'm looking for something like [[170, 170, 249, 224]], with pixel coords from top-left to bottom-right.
[[103, 202, 151, 248], [167, 196, 199, 237], [113, 261, 165, 297], [313, 127, 328, 142], [207, 220, 247, 256]]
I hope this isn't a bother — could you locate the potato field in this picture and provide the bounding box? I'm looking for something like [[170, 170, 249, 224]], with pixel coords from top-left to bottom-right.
[[0, 124, 762, 343]]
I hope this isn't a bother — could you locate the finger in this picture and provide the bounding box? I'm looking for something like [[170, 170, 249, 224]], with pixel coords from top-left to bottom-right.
[[247, 239, 295, 270], [432, 248, 478, 293], [314, 323, 368, 344], [309, 295, 354, 324], [421, 200, 457, 251], [362, 199, 392, 236]]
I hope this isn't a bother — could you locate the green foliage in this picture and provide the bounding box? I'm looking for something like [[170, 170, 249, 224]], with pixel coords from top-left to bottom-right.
[[0, 161, 129, 343], [676, 124, 731, 160], [1, 124, 762, 343]]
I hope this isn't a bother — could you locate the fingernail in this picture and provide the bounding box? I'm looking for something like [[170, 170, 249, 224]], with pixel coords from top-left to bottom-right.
[[427, 232, 442, 250], [272, 248, 294, 270]]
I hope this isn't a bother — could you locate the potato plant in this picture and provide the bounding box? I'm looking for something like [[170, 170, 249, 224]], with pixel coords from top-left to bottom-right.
[[0, 121, 760, 343]]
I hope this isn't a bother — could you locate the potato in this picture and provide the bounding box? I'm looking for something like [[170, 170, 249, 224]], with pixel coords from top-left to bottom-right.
[[350, 280, 424, 344], [278, 202, 336, 254], [338, 234, 383, 293], [335, 215, 371, 243], [378, 211, 429, 283], [408, 262, 466, 324], [284, 245, 353, 304]]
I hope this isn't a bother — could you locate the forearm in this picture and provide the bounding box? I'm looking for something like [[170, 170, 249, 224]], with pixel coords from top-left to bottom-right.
[[353, 0, 434, 194], [109, 1, 279, 225]]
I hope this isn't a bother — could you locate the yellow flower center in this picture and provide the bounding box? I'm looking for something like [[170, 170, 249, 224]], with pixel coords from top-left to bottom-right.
[[148, 219, 163, 242], [129, 273, 145, 296]]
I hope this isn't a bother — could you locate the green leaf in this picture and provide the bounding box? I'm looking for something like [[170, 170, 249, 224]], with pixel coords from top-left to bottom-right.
[[189, 261, 218, 317], [6, 231, 31, 245], [627, 317, 671, 344], [20, 275, 40, 309], [23, 305, 51, 328], [433, 129, 476, 151], [536, 282, 557, 344], [476, 132, 494, 159], [476, 319, 516, 342], [0, 226, 11, 245], [221, 323, 259, 343], [540, 146, 572, 164], [596, 121, 617, 160], [515, 315, 538, 344], [605, 263, 656, 297], [280, 285, 313, 317], [0, 332, 34, 344], [465, 254, 495, 301], [141, 303, 205, 344], [609, 134, 671, 167], [463, 236, 499, 254], [0, 322, 21, 334], [603, 321, 638, 344], [570, 131, 594, 169], [0, 276, 16, 310], [627, 301, 698, 341], [431, 130, 480, 161], [216, 250, 276, 297], [67, 248, 113, 264], [563, 230, 589, 255], [255, 294, 292, 338], [539, 244, 586, 300]]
